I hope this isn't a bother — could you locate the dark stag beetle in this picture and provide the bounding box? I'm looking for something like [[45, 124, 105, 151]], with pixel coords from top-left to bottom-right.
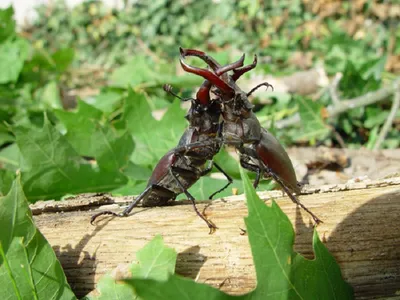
[[91, 75, 242, 232], [179, 47, 322, 224]]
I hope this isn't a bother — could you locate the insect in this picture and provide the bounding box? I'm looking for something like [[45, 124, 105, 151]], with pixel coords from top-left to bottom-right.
[[91, 77, 237, 233], [179, 48, 322, 224]]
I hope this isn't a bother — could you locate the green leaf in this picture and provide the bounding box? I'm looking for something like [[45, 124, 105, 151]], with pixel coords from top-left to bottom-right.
[[51, 47, 75, 73], [0, 131, 14, 147], [241, 167, 353, 299], [0, 169, 14, 196], [0, 143, 20, 171], [361, 55, 386, 81], [110, 56, 156, 88], [94, 127, 134, 171], [0, 38, 30, 84], [296, 97, 329, 142], [123, 161, 152, 181], [0, 6, 16, 42], [14, 116, 127, 202], [125, 275, 234, 300], [54, 100, 103, 156], [213, 148, 241, 179], [0, 176, 76, 299], [124, 90, 186, 166], [131, 235, 177, 280], [89, 235, 176, 300], [89, 90, 124, 113], [40, 80, 63, 109], [175, 177, 240, 201], [55, 100, 134, 171]]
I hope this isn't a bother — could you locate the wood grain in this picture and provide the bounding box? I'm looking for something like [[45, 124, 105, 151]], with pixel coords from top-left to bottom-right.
[[32, 178, 400, 299]]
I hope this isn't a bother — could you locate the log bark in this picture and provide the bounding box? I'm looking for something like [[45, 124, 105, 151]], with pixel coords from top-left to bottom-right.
[[32, 178, 400, 299]]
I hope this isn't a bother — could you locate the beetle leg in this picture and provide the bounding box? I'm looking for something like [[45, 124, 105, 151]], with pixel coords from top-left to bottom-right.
[[266, 167, 323, 225], [90, 185, 153, 224], [247, 82, 274, 97], [180, 56, 234, 96], [169, 167, 217, 234], [207, 162, 233, 199], [239, 157, 263, 189], [174, 138, 222, 156], [232, 54, 257, 81]]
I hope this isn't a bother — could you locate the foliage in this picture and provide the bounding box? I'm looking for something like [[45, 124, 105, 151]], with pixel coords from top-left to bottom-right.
[[16, 0, 399, 150], [0, 176, 76, 299], [0, 4, 393, 299]]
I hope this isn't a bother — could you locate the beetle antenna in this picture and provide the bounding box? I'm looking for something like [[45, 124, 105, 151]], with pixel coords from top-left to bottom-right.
[[163, 84, 190, 102]]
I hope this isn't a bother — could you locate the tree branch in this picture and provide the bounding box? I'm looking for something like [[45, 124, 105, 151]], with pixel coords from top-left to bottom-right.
[[373, 80, 400, 150], [275, 77, 400, 129]]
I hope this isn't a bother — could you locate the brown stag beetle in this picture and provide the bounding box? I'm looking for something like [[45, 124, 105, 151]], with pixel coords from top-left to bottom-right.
[[179, 47, 322, 224], [91, 71, 242, 232]]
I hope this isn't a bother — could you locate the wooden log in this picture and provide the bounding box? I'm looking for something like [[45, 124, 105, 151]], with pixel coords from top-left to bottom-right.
[[32, 178, 400, 299]]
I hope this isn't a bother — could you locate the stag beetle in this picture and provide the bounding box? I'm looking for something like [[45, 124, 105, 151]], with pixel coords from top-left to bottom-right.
[[179, 48, 322, 224], [91, 76, 240, 232]]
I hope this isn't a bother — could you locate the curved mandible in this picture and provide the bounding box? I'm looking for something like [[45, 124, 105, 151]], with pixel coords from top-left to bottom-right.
[[180, 47, 221, 71], [196, 80, 212, 105], [179, 55, 234, 96], [180, 47, 246, 77], [215, 54, 245, 76], [232, 54, 258, 81]]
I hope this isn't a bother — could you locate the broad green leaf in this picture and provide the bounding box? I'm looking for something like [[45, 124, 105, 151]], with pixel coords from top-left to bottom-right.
[[89, 274, 135, 300], [0, 143, 20, 171], [40, 80, 63, 109], [89, 235, 176, 300], [125, 275, 235, 300], [52, 47, 75, 73], [0, 38, 30, 84], [361, 55, 386, 81], [123, 161, 152, 181], [55, 100, 134, 171], [54, 100, 103, 156], [364, 108, 389, 129], [14, 117, 127, 202], [110, 56, 156, 88], [296, 97, 329, 142], [89, 90, 124, 113], [213, 148, 241, 179], [0, 176, 76, 299], [0, 6, 16, 42], [0, 131, 15, 146], [175, 177, 240, 201], [124, 90, 186, 166], [93, 127, 134, 171], [130, 235, 176, 280], [0, 169, 14, 196], [241, 167, 353, 299], [339, 60, 381, 98]]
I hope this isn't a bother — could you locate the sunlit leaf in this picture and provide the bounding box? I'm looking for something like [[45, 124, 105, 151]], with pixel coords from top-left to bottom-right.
[[14, 117, 127, 202], [0, 176, 76, 299]]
